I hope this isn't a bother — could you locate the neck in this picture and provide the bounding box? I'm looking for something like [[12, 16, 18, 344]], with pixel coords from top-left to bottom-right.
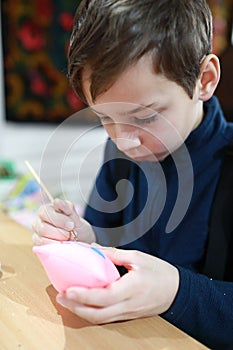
[[192, 101, 204, 131]]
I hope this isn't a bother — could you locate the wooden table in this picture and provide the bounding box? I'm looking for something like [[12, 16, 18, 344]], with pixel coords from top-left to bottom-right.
[[0, 212, 208, 350]]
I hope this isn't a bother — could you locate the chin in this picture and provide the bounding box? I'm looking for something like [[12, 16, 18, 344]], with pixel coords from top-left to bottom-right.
[[128, 151, 169, 162], [123, 147, 170, 162], [128, 154, 158, 162]]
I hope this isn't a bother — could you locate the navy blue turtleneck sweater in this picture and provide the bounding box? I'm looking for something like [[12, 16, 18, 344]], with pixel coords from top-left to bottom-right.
[[84, 96, 233, 349]]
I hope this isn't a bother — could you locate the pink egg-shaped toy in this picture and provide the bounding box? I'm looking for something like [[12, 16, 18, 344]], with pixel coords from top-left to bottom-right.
[[33, 242, 120, 292]]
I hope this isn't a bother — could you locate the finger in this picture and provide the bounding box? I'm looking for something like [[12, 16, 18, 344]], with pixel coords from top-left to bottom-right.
[[53, 198, 73, 216], [32, 217, 42, 235], [33, 219, 71, 241], [32, 233, 57, 245], [38, 205, 75, 232], [56, 295, 129, 324], [65, 271, 136, 308], [96, 246, 143, 268], [53, 198, 83, 228]]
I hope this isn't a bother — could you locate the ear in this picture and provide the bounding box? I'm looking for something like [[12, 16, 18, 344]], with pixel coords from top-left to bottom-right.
[[198, 54, 220, 101]]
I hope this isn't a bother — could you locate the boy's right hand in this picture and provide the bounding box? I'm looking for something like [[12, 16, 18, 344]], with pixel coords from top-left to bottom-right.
[[32, 198, 96, 245]]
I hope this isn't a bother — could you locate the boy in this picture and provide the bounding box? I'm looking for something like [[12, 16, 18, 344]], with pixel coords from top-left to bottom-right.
[[33, 1, 233, 348]]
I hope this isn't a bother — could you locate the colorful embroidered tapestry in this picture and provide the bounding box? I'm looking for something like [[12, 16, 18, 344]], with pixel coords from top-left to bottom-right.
[[207, 0, 233, 55], [1, 0, 88, 123], [1, 0, 232, 123]]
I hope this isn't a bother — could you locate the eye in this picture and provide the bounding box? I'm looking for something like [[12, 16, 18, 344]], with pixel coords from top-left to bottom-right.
[[134, 113, 158, 125]]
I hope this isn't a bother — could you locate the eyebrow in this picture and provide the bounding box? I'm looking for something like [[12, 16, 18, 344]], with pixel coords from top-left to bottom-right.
[[90, 102, 159, 116]]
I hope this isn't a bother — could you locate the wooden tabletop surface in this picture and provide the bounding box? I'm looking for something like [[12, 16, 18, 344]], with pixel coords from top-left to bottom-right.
[[0, 211, 208, 350]]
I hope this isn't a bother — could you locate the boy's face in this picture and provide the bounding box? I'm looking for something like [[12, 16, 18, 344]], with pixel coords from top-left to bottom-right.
[[83, 56, 203, 162]]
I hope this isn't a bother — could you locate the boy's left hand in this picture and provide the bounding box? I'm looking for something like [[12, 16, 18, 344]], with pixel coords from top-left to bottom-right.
[[56, 247, 179, 324]]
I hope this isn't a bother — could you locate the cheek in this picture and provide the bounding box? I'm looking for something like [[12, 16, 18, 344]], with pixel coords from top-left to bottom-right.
[[102, 124, 116, 139], [141, 122, 184, 153], [143, 137, 167, 154]]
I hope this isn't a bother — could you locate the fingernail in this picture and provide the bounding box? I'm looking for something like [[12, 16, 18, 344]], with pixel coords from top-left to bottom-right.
[[65, 221, 74, 230], [56, 296, 66, 307], [66, 290, 77, 299]]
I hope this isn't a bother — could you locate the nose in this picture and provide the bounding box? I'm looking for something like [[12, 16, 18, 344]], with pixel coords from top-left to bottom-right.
[[114, 127, 141, 152]]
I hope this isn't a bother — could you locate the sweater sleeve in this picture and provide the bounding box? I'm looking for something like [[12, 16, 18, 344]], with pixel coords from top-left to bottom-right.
[[162, 266, 233, 349]]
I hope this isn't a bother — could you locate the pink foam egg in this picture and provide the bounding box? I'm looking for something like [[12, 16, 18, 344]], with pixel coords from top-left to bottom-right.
[[33, 241, 120, 292]]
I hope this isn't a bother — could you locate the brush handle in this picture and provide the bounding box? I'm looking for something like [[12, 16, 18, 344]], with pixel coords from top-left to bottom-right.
[[24, 160, 78, 241]]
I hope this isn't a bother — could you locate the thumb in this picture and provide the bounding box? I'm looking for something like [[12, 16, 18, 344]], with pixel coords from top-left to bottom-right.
[[53, 198, 73, 216], [92, 244, 139, 269], [54, 198, 83, 226]]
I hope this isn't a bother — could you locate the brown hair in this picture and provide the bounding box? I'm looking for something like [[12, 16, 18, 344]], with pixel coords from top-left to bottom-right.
[[68, 0, 213, 103]]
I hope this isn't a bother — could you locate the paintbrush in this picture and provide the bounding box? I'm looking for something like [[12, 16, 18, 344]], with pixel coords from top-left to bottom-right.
[[25, 160, 78, 241]]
